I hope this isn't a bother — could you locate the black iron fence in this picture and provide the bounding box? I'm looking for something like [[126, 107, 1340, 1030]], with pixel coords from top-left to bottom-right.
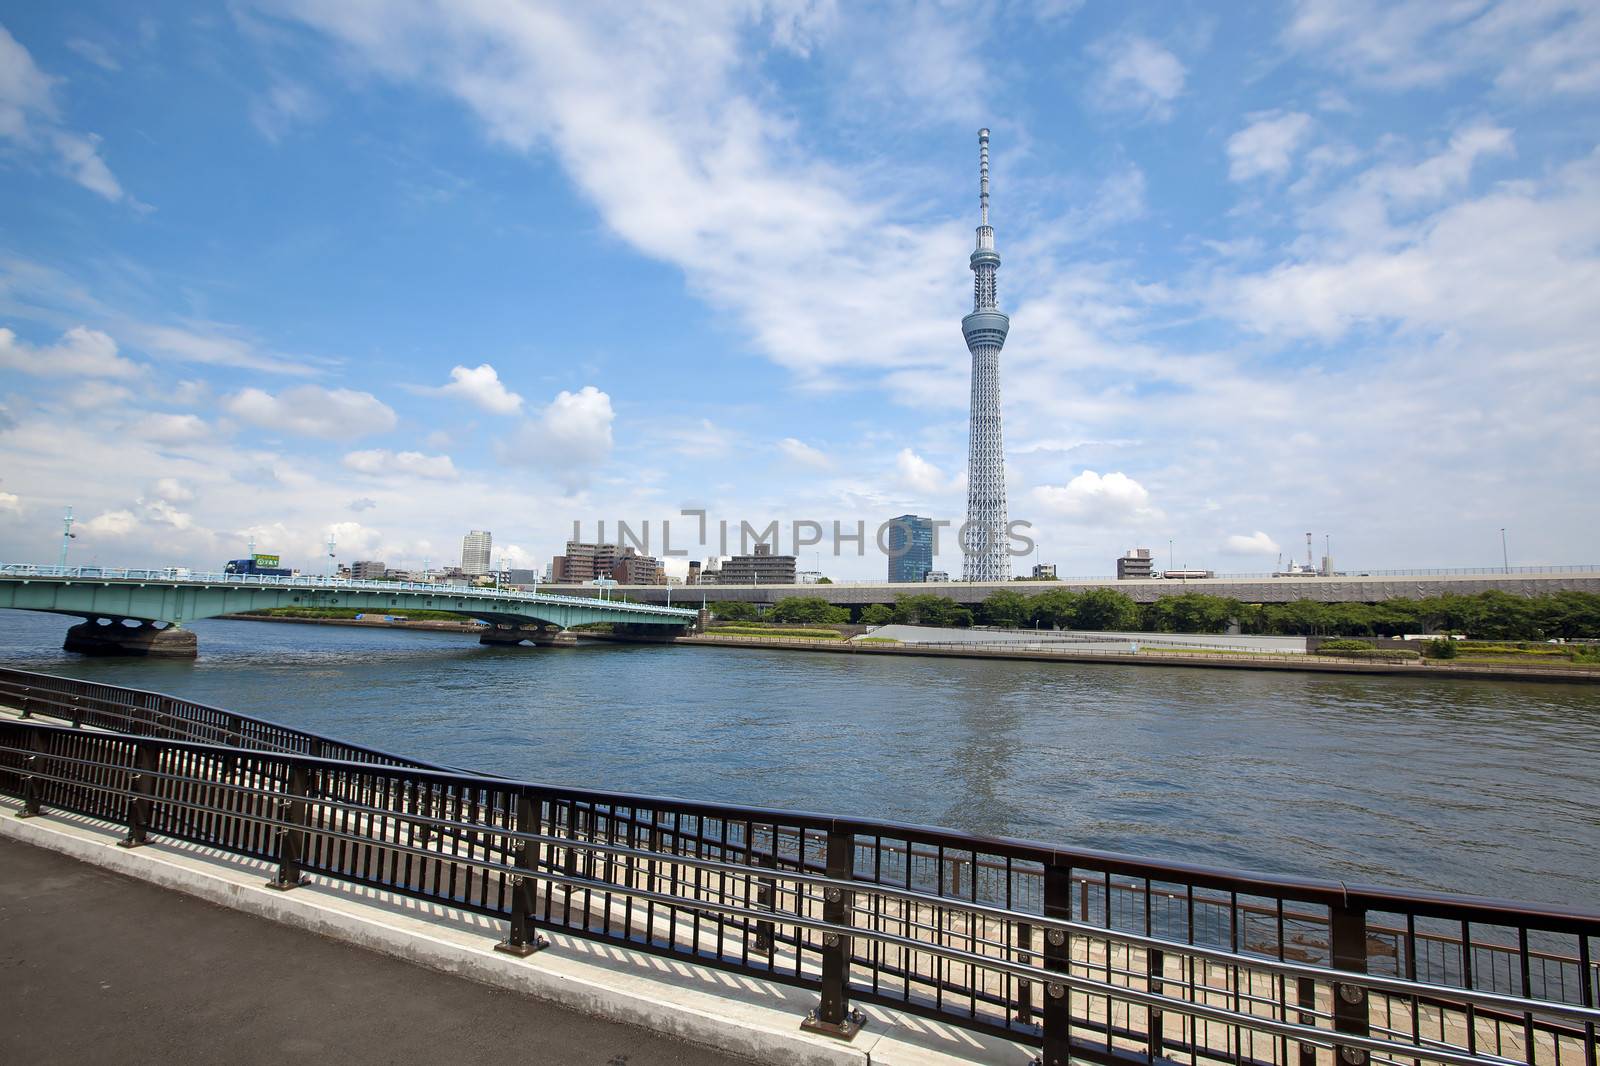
[[0, 667, 444, 770], [0, 679, 1596, 1066]]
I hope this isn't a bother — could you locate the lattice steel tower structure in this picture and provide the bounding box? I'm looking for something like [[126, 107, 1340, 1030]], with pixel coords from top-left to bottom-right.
[[961, 128, 1010, 582]]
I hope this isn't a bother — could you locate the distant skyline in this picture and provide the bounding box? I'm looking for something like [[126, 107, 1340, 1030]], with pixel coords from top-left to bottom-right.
[[1, 2, 1597, 580]]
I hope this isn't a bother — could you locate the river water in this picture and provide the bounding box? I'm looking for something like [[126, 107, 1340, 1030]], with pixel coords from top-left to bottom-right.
[[2, 611, 1596, 909]]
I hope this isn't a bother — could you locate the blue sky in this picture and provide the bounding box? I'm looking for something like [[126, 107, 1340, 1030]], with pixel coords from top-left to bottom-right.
[[1, 1, 1596, 579]]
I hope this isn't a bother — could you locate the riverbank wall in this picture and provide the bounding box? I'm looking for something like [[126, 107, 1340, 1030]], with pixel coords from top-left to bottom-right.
[[220, 614, 482, 633], [652, 634, 1600, 684]]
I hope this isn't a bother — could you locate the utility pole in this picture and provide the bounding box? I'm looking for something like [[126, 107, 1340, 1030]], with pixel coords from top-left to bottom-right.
[[1501, 528, 1509, 573], [58, 507, 76, 568], [327, 534, 337, 580]]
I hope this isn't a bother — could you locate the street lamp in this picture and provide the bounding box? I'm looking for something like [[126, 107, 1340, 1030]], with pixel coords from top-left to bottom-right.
[[1501, 528, 1509, 574], [58, 507, 76, 568]]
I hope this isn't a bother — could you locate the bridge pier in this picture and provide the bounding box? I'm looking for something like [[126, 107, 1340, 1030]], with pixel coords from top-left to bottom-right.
[[478, 624, 577, 648], [63, 618, 197, 658]]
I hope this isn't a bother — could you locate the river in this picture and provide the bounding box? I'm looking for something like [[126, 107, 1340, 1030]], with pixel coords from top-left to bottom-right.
[[2, 610, 1596, 909]]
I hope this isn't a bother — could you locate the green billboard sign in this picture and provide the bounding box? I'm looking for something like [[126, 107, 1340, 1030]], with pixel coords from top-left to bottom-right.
[[252, 554, 280, 568]]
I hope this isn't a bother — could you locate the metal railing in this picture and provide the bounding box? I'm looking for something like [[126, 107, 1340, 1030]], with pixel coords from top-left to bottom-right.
[[0, 667, 447, 771], [0, 563, 698, 617], [0, 711, 1594, 1064]]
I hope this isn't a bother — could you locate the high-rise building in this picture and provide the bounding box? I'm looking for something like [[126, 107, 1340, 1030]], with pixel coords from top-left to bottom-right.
[[885, 514, 935, 583], [961, 129, 1011, 582], [1117, 548, 1154, 580], [460, 530, 493, 576]]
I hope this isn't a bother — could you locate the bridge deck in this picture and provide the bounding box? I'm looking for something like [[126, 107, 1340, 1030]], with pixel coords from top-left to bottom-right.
[[0, 835, 752, 1066]]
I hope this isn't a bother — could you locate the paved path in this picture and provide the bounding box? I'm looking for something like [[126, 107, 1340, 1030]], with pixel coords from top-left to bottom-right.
[[0, 837, 754, 1065]]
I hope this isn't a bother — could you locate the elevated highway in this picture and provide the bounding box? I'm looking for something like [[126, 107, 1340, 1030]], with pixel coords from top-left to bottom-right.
[[0, 564, 699, 656], [563, 566, 1600, 608]]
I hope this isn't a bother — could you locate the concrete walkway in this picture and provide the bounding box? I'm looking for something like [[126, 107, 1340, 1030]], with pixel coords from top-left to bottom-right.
[[0, 837, 754, 1065]]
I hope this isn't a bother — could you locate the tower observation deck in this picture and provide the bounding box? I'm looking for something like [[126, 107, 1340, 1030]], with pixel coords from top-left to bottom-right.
[[961, 128, 1011, 582]]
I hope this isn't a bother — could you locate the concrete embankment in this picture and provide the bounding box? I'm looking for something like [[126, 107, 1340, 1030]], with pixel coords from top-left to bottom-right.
[[662, 634, 1600, 684]]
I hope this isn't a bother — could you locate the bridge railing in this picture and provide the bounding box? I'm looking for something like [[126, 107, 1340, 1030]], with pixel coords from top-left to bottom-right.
[[1, 715, 1594, 1065], [0, 563, 697, 617], [0, 667, 446, 771]]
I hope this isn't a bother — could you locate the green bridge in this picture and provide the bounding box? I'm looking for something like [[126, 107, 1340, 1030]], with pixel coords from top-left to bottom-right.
[[0, 564, 701, 657]]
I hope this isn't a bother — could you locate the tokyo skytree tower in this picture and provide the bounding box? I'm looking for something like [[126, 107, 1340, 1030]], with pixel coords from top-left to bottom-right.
[[961, 128, 1011, 582]]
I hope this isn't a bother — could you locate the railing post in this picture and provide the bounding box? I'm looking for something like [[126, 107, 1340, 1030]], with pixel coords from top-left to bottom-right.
[[1041, 860, 1073, 1066], [754, 825, 776, 955], [266, 762, 310, 890], [497, 791, 547, 956], [1330, 903, 1371, 1066], [1296, 975, 1318, 1066], [1148, 946, 1165, 1059], [1015, 921, 1035, 1023], [16, 728, 44, 817], [117, 740, 157, 848], [802, 826, 863, 1039]]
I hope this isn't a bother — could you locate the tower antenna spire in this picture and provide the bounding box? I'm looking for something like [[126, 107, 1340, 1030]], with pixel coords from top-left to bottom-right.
[[979, 127, 990, 225]]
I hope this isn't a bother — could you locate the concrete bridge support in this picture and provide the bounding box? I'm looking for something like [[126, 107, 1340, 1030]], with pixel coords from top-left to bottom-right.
[[62, 618, 197, 658], [477, 624, 577, 648]]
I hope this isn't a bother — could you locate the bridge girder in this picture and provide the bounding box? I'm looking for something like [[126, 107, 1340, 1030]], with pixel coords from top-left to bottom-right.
[[0, 578, 692, 634]]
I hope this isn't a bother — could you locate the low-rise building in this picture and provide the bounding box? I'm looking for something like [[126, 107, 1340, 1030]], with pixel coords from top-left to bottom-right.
[[715, 543, 797, 584], [351, 560, 387, 580], [1031, 562, 1057, 580], [551, 542, 666, 585], [924, 570, 950, 582], [1117, 548, 1154, 580]]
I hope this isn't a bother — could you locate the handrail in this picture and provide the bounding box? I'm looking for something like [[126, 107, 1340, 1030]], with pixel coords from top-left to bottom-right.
[[3, 715, 1596, 1064], [8, 743, 1596, 1039], [0, 562, 698, 617]]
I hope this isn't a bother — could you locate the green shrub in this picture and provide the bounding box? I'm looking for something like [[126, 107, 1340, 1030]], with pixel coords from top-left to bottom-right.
[[1316, 639, 1376, 652], [1423, 638, 1459, 659], [1341, 648, 1422, 661]]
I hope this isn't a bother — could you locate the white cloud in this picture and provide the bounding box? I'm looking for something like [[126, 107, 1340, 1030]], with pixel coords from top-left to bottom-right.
[[663, 419, 733, 457], [224, 385, 398, 439], [1030, 471, 1162, 524], [150, 477, 195, 503], [130, 413, 210, 443], [250, 79, 321, 144], [1285, 0, 1600, 95], [1222, 531, 1281, 555], [128, 321, 322, 375], [431, 363, 523, 414], [342, 449, 458, 480], [1228, 111, 1314, 181], [66, 38, 120, 72], [82, 509, 137, 536], [348, 497, 378, 512], [504, 386, 615, 490], [778, 437, 831, 469], [0, 491, 20, 515], [0, 325, 140, 378], [0, 26, 129, 202], [895, 448, 949, 495], [1089, 35, 1186, 121], [1224, 134, 1585, 343]]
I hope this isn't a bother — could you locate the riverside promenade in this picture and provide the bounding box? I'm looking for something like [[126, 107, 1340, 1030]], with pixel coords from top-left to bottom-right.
[[0, 836, 746, 1066]]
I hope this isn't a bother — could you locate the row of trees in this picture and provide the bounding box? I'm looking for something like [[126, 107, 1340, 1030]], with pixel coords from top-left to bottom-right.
[[712, 589, 1600, 639]]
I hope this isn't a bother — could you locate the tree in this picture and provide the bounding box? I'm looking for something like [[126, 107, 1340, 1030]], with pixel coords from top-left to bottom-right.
[[1028, 588, 1079, 629], [711, 600, 760, 622], [814, 577, 833, 584], [770, 597, 848, 624], [859, 603, 894, 626], [892, 594, 971, 627], [1071, 588, 1139, 631], [980, 589, 1031, 628]]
